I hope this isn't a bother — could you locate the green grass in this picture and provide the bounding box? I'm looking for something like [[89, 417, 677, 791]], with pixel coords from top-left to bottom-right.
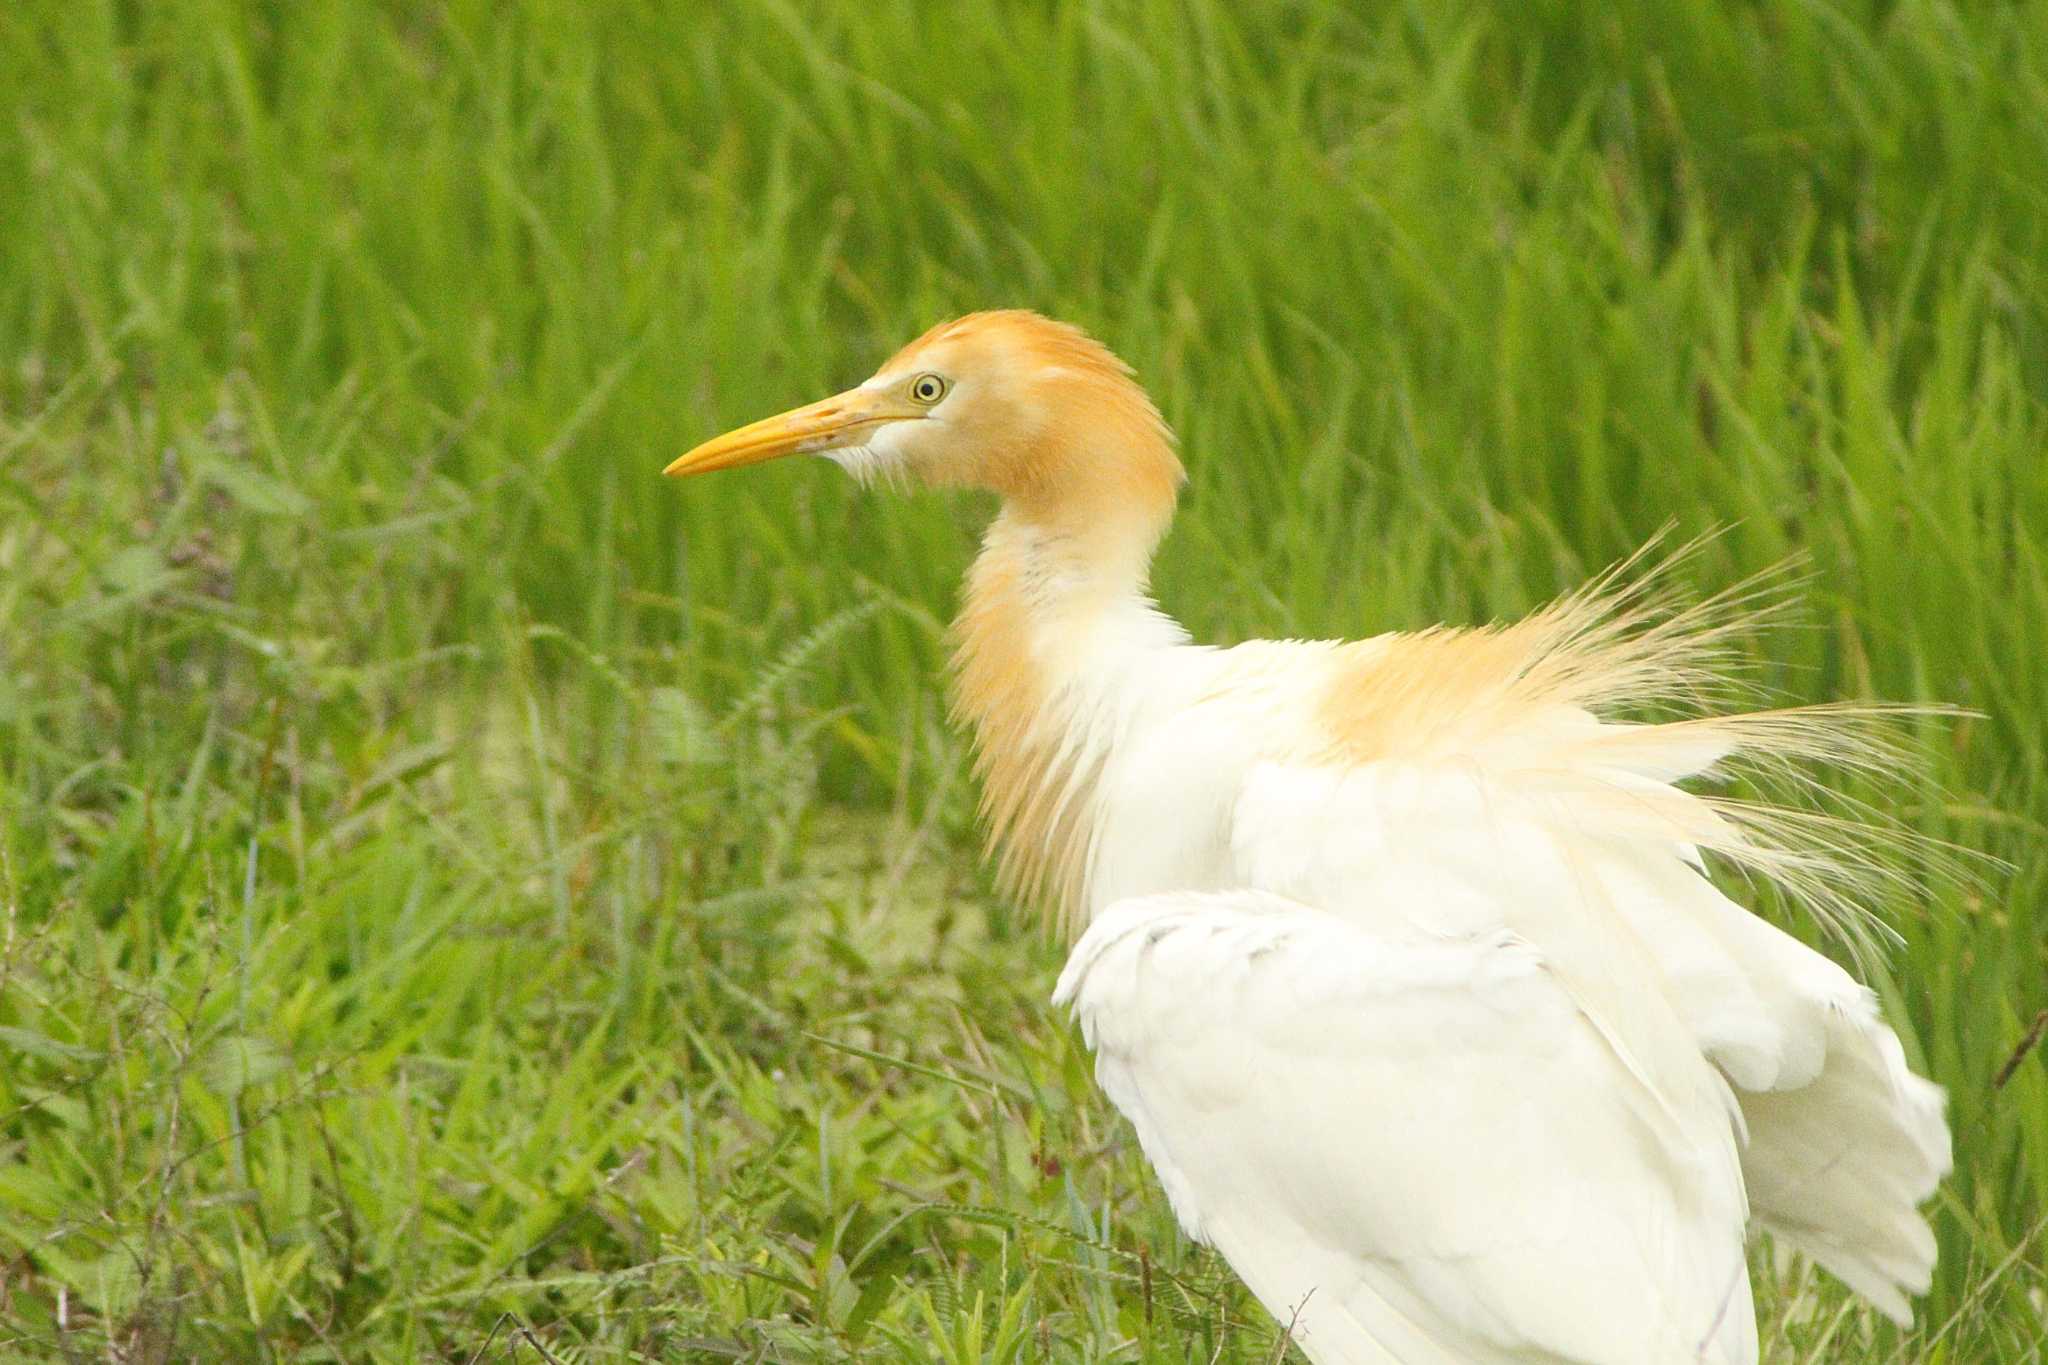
[[2, 0, 2045, 1358]]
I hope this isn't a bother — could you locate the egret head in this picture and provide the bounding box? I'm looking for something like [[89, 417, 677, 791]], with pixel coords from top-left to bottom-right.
[[665, 311, 1183, 526]]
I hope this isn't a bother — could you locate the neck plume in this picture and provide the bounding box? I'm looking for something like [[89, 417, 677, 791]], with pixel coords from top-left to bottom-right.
[[949, 493, 1181, 935]]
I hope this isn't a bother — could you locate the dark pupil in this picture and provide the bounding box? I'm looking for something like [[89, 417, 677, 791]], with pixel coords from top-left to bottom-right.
[[918, 379, 937, 399]]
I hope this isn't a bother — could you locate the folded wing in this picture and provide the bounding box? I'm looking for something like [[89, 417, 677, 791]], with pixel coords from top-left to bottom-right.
[[1220, 702, 1948, 1324], [1057, 891, 1757, 1365]]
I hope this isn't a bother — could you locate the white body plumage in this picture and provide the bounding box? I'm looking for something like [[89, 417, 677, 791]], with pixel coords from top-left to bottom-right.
[[1042, 606, 1949, 1363]]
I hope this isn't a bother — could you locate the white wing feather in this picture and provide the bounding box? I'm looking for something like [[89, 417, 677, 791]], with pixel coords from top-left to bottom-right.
[[1061, 639, 1947, 1357], [1057, 892, 1758, 1365], [1220, 742, 1948, 1325], [1586, 832, 1950, 1321]]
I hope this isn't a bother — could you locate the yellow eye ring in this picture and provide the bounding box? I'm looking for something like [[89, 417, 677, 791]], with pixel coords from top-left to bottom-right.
[[910, 373, 949, 405]]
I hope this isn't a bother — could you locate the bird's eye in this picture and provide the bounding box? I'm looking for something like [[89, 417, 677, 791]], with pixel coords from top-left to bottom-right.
[[909, 373, 949, 405]]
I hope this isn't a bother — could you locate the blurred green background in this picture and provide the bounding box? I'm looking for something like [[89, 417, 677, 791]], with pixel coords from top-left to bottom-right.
[[2, 1, 2044, 1359]]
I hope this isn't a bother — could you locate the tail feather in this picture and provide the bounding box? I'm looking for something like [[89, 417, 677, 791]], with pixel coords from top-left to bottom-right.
[[1737, 995, 1950, 1324]]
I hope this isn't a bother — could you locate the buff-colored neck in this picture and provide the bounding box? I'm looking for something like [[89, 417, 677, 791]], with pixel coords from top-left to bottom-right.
[[949, 488, 1179, 932]]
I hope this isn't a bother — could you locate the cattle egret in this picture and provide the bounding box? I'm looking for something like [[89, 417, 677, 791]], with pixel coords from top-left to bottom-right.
[[664, 311, 1950, 1364]]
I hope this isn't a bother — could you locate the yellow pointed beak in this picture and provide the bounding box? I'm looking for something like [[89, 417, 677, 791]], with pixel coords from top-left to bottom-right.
[[664, 386, 923, 478]]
